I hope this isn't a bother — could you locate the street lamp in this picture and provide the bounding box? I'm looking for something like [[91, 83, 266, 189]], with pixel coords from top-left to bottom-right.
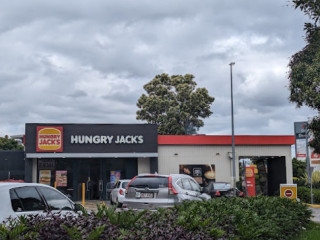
[[229, 62, 236, 195]]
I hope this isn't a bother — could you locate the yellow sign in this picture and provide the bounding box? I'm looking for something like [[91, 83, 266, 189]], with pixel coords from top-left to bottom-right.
[[280, 184, 297, 200]]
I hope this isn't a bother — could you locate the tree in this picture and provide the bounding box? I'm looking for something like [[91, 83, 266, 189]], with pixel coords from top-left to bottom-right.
[[289, 0, 320, 153], [136, 73, 214, 135], [0, 135, 24, 151], [292, 157, 306, 179]]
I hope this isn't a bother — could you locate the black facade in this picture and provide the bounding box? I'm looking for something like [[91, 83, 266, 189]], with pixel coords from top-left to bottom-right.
[[24, 124, 158, 201], [0, 151, 25, 181]]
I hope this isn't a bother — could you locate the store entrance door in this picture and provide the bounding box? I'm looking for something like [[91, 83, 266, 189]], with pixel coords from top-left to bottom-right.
[[79, 159, 102, 200]]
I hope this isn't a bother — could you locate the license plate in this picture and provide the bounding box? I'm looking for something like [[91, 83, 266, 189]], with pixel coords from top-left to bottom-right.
[[136, 192, 153, 198]]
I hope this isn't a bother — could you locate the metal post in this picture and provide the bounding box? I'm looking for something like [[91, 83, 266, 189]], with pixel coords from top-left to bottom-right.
[[229, 62, 236, 195], [305, 125, 313, 204]]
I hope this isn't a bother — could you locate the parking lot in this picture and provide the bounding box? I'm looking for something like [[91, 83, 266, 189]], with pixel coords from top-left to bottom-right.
[[77, 200, 113, 212]]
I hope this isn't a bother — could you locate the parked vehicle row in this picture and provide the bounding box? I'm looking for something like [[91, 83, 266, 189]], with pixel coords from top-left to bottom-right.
[[0, 176, 244, 222]]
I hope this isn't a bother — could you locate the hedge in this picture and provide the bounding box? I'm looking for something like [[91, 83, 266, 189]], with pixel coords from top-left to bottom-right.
[[0, 196, 312, 240], [298, 186, 320, 204]]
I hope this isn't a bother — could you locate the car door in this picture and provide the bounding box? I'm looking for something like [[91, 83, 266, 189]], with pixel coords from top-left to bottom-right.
[[37, 186, 75, 215], [10, 186, 47, 218], [180, 178, 200, 200]]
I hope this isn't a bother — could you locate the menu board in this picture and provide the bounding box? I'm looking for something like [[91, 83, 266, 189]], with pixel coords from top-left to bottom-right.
[[39, 170, 51, 185], [56, 170, 67, 187], [179, 164, 215, 186]]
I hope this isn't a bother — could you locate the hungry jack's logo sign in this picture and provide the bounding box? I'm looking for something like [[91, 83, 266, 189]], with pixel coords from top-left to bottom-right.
[[36, 126, 63, 152]]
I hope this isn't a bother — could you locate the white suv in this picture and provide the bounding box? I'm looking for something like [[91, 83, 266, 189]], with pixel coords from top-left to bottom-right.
[[0, 182, 80, 223]]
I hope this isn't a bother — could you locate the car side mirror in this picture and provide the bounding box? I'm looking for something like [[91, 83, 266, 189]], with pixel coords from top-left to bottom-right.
[[74, 203, 82, 212]]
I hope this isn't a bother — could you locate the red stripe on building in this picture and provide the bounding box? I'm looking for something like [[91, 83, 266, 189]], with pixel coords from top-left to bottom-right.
[[158, 135, 295, 145]]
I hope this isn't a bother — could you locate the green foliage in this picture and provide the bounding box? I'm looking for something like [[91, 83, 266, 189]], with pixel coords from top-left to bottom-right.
[[293, 158, 307, 179], [298, 170, 320, 188], [289, 1, 320, 153], [62, 224, 83, 240], [94, 204, 146, 228], [298, 186, 320, 203], [0, 136, 24, 151], [309, 117, 320, 153], [175, 196, 311, 240], [294, 222, 320, 240], [293, 0, 320, 24], [136, 73, 215, 135], [0, 197, 312, 239], [0, 219, 27, 240]]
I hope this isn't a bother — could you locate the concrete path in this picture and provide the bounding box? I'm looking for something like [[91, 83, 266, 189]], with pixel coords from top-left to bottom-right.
[[310, 206, 320, 223], [76, 200, 113, 212]]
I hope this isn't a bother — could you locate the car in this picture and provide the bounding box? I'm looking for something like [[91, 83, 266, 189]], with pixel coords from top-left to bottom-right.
[[110, 179, 130, 207], [207, 182, 244, 198], [0, 182, 81, 223], [122, 173, 211, 210]]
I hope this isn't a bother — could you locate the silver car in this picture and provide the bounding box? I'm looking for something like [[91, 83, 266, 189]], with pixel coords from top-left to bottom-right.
[[122, 173, 210, 210]]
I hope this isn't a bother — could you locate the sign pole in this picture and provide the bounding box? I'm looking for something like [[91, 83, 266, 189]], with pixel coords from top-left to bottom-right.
[[305, 123, 313, 204]]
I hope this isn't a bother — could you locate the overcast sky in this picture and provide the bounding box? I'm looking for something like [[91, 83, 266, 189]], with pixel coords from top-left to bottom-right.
[[0, 0, 318, 137]]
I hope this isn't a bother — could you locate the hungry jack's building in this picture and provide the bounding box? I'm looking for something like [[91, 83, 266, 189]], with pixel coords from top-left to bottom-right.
[[24, 123, 295, 201]]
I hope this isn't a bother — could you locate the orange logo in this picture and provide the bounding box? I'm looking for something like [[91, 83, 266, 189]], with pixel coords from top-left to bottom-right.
[[37, 127, 63, 152], [245, 167, 254, 178]]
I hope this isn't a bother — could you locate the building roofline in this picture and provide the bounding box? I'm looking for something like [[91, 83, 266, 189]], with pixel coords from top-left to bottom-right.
[[158, 135, 295, 145]]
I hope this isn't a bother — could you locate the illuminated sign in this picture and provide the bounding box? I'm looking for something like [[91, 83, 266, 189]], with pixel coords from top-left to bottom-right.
[[36, 126, 63, 152]]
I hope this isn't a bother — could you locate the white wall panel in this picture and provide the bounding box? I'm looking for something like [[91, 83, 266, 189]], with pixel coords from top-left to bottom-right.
[[158, 145, 292, 184]]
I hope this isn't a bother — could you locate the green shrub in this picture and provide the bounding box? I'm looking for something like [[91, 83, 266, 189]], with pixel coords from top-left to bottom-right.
[[298, 186, 320, 204], [0, 197, 312, 240]]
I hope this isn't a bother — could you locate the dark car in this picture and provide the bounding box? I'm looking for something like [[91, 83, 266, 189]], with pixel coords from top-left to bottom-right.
[[207, 182, 244, 198]]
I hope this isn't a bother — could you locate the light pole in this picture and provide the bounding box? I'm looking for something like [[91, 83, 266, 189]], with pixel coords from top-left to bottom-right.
[[229, 62, 236, 194]]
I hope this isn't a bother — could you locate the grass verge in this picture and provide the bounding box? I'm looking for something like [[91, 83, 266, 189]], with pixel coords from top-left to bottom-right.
[[294, 222, 320, 240]]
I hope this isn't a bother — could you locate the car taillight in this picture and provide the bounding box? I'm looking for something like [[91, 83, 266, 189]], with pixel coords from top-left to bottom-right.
[[125, 176, 137, 194], [215, 191, 221, 197], [168, 176, 178, 195], [119, 189, 124, 195]]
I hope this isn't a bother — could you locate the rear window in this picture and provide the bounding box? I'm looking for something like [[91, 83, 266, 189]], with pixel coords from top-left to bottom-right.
[[11, 187, 46, 212], [129, 177, 168, 188], [122, 182, 129, 189]]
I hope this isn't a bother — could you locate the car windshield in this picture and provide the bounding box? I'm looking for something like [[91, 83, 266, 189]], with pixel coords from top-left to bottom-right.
[[214, 183, 231, 190], [129, 176, 168, 189]]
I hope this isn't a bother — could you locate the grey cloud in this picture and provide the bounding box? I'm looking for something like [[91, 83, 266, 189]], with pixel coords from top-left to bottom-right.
[[0, 0, 318, 137], [68, 90, 87, 98]]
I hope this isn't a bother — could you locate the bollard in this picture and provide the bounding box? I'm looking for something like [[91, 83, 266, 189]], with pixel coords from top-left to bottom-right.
[[54, 181, 57, 189]]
